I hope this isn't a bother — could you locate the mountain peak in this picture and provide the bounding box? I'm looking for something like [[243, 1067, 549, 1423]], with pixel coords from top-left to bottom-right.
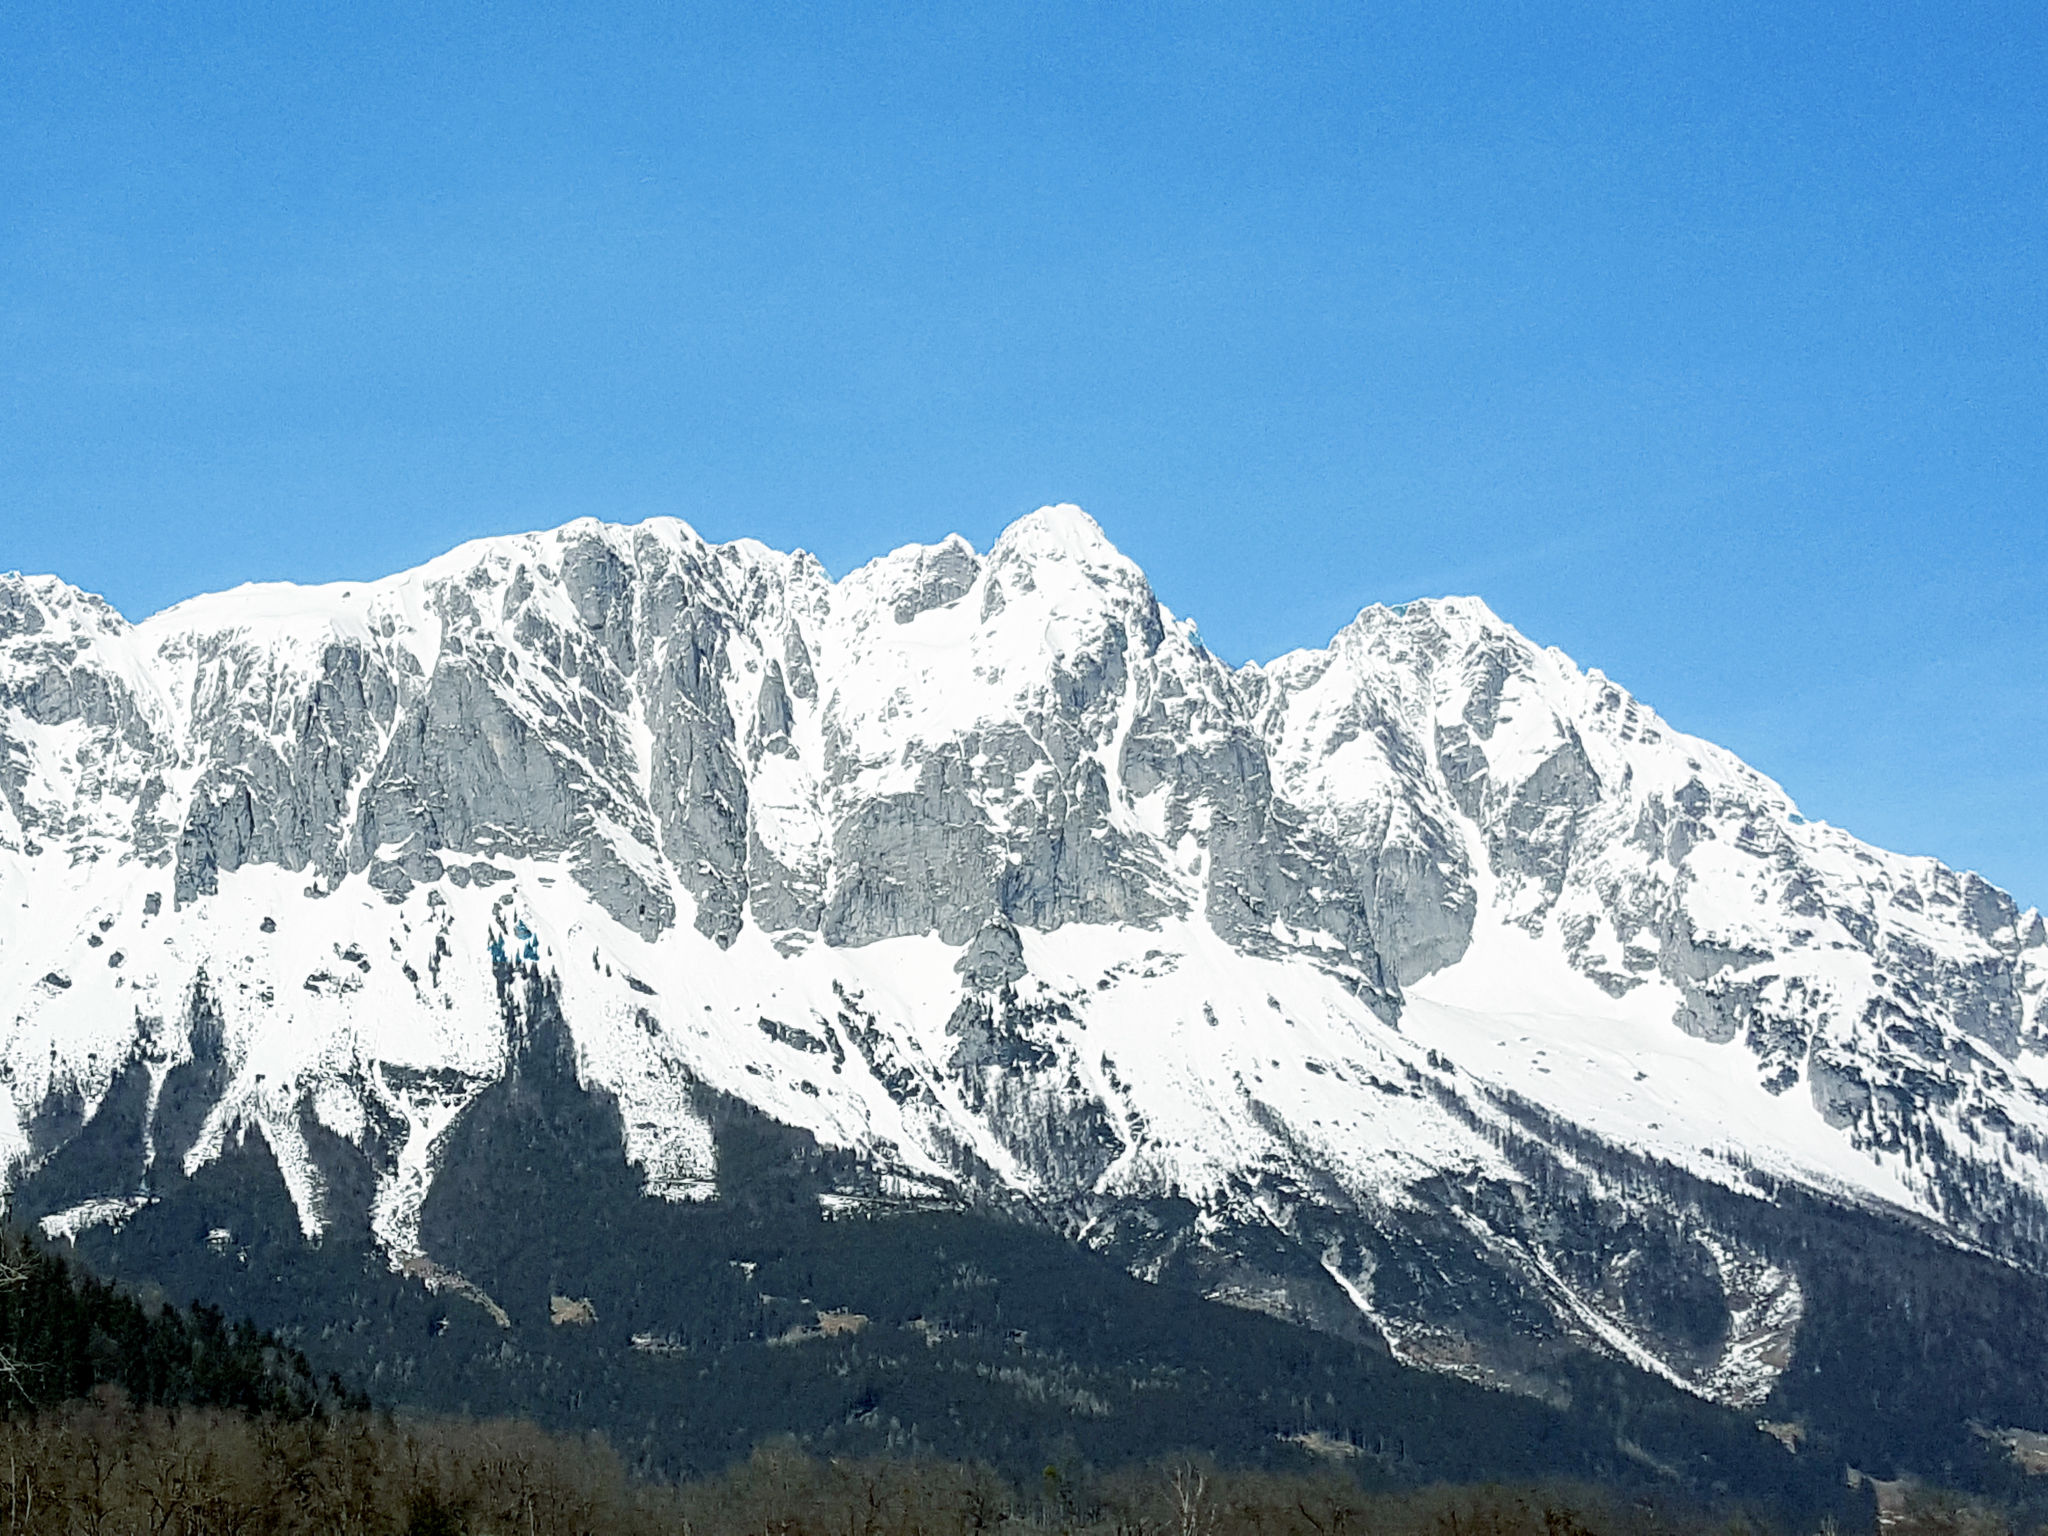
[[991, 503, 1126, 567], [1337, 594, 1514, 647], [0, 572, 130, 639]]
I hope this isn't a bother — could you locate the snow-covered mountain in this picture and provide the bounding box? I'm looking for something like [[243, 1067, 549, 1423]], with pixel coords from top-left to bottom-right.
[[3, 505, 2043, 1414]]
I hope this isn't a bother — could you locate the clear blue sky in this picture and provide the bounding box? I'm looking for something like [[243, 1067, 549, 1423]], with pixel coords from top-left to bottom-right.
[[3, 4, 2043, 907]]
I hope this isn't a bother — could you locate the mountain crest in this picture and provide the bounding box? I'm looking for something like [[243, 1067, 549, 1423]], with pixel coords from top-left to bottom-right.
[[2, 506, 2043, 1417]]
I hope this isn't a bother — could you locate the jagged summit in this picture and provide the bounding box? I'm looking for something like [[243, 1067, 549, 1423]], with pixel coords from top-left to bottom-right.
[[1, 505, 2043, 1419], [109, 506, 1136, 632], [989, 501, 1132, 567]]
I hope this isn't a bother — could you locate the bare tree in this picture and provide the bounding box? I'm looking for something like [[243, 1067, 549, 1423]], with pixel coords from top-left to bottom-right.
[[1169, 1462, 1214, 1536], [0, 1248, 32, 1407]]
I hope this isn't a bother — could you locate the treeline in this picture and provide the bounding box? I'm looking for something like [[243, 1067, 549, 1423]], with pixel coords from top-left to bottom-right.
[[0, 1229, 356, 1419], [0, 1219, 1996, 1536], [0, 1398, 1797, 1536]]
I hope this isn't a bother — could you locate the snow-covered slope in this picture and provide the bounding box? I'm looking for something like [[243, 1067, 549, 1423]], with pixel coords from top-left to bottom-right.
[[2, 507, 2042, 1411]]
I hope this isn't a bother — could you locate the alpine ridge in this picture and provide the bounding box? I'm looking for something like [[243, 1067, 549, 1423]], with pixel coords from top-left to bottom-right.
[[3, 505, 2045, 1437]]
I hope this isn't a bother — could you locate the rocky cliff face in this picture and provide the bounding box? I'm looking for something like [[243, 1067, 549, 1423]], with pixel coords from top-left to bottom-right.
[[3, 506, 2044, 1415]]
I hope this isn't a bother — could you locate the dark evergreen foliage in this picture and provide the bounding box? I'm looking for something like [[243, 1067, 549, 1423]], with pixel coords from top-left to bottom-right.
[[0, 1227, 359, 1418]]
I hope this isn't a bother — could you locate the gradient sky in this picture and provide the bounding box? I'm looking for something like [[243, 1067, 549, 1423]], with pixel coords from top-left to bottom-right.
[[3, 3, 2044, 907]]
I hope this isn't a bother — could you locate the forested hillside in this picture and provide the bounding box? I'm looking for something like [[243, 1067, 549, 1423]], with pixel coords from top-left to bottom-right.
[[0, 1229, 352, 1418], [0, 1229, 1848, 1535], [0, 1221, 2036, 1536]]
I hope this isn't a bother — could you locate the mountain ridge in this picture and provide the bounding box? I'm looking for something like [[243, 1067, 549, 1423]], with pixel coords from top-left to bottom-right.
[[2, 504, 2044, 1434]]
